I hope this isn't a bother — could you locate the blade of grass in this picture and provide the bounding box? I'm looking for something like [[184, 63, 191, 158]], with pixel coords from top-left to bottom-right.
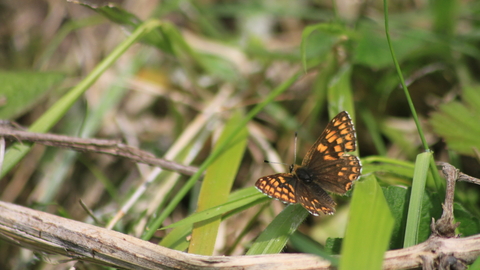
[[161, 187, 266, 230], [0, 19, 163, 178], [383, 0, 428, 151], [246, 204, 309, 255], [160, 187, 270, 251], [188, 111, 248, 255], [403, 151, 431, 247], [290, 231, 338, 266], [339, 175, 394, 270]]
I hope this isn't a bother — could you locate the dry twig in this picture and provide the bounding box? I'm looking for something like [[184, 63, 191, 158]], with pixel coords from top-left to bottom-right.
[[0, 124, 198, 176]]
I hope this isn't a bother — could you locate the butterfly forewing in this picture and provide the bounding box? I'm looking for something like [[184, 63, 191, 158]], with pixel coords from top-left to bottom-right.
[[302, 111, 357, 166]]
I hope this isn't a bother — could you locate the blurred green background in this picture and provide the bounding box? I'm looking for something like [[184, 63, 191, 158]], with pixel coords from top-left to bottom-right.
[[1, 0, 480, 269]]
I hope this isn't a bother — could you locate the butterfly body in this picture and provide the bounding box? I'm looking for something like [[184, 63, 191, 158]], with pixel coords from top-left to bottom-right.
[[255, 111, 362, 216]]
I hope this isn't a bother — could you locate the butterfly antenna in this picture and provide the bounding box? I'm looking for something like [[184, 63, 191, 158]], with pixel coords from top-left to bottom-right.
[[263, 131, 298, 173], [263, 160, 290, 166], [293, 131, 298, 165]]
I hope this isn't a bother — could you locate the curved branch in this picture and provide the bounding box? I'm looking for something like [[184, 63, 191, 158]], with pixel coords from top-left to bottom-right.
[[1, 201, 479, 269], [0, 125, 198, 176]]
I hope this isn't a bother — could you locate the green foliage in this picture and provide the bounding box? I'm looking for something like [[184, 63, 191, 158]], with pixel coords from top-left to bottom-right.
[[0, 71, 65, 119], [339, 175, 394, 270], [246, 204, 309, 255], [2, 0, 480, 269], [403, 152, 432, 247], [430, 86, 480, 156]]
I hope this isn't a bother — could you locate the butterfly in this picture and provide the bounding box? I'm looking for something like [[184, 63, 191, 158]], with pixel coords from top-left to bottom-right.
[[255, 111, 362, 216]]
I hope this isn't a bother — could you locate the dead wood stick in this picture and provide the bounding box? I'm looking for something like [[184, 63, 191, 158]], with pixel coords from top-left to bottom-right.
[[0, 201, 330, 270], [1, 201, 480, 270], [0, 126, 197, 176]]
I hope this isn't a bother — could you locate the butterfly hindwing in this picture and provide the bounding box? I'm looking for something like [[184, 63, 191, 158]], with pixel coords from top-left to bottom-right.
[[296, 181, 336, 215]]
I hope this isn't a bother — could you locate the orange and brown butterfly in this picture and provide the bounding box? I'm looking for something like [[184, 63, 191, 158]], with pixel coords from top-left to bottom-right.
[[255, 111, 362, 216]]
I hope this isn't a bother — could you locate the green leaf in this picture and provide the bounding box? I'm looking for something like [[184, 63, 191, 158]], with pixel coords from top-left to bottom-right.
[[454, 203, 480, 237], [339, 175, 394, 270], [354, 21, 426, 69], [325, 237, 343, 255], [158, 223, 191, 251], [382, 186, 409, 249], [0, 71, 65, 119], [246, 204, 309, 255], [189, 113, 248, 255], [162, 187, 266, 230], [430, 86, 480, 156], [70, 1, 174, 54], [300, 22, 351, 71], [327, 65, 358, 154], [403, 152, 431, 247], [159, 188, 268, 250], [290, 231, 338, 265]]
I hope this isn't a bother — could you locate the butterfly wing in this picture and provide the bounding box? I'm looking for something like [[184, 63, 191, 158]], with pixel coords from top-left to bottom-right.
[[296, 181, 336, 215], [301, 111, 362, 194], [255, 173, 297, 204]]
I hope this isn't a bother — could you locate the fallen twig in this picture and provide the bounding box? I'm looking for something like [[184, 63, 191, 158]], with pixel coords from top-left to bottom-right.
[[0, 124, 198, 176]]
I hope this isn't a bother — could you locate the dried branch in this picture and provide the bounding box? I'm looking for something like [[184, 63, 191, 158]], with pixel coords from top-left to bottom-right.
[[432, 162, 460, 238], [0, 201, 330, 270], [0, 125, 198, 176], [1, 201, 480, 270]]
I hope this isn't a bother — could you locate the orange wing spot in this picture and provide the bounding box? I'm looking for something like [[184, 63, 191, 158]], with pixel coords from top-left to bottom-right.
[[334, 145, 342, 153], [327, 134, 338, 143], [324, 155, 337, 160], [338, 171, 345, 176], [317, 143, 328, 153], [325, 129, 334, 138], [348, 174, 358, 181], [336, 138, 344, 145], [345, 182, 352, 190], [345, 134, 354, 140], [338, 123, 347, 130], [345, 141, 354, 150]]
